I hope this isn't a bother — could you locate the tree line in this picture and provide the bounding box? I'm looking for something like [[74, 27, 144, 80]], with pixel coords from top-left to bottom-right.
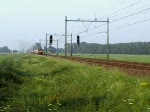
[[66, 42, 150, 54], [0, 46, 10, 53]]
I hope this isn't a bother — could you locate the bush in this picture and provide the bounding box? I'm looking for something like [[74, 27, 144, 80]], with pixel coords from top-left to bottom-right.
[[0, 56, 23, 106]]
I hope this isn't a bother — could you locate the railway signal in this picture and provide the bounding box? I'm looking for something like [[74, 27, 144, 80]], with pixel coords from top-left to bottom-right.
[[77, 35, 80, 57], [77, 35, 80, 45], [50, 35, 53, 45]]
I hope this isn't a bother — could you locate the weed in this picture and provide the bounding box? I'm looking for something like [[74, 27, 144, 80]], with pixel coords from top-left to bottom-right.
[[0, 55, 150, 111]]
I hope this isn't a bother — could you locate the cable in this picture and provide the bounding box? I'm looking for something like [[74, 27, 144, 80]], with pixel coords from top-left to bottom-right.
[[72, 18, 150, 40], [81, 31, 107, 38], [110, 7, 150, 23], [73, 23, 107, 36], [109, 4, 150, 18], [73, 5, 150, 36], [79, 0, 128, 19], [110, 18, 150, 31], [98, 0, 144, 19]]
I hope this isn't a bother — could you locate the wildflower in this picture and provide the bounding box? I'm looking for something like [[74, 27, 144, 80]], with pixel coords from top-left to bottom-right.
[[97, 67, 102, 70], [3, 107, 8, 110], [27, 108, 29, 112], [128, 99, 134, 101], [141, 83, 149, 88], [48, 104, 52, 106], [57, 103, 61, 106]]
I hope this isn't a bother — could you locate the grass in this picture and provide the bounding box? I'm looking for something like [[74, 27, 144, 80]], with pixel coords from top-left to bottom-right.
[[67, 54, 150, 64], [0, 54, 150, 111]]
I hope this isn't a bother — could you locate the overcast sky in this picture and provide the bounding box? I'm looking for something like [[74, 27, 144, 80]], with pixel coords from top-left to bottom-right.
[[0, 0, 150, 50]]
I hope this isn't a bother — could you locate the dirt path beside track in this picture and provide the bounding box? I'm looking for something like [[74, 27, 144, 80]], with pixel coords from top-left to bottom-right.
[[50, 56, 150, 77]]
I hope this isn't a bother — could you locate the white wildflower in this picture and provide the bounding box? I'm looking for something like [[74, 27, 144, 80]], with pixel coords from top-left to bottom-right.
[[128, 99, 134, 101], [48, 104, 52, 106]]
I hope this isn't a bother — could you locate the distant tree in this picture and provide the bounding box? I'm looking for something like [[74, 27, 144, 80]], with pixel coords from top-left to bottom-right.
[[0, 46, 10, 53], [66, 41, 150, 55]]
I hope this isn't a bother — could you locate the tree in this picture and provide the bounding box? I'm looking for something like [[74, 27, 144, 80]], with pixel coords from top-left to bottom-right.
[[0, 46, 10, 53]]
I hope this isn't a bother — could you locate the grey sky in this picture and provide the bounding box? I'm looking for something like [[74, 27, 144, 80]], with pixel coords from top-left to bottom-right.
[[0, 0, 150, 50]]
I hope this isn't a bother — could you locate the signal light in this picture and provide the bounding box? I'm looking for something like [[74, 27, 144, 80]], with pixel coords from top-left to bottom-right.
[[50, 35, 53, 45], [77, 35, 80, 45]]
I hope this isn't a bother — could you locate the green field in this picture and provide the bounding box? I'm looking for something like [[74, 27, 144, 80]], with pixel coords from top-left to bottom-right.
[[0, 54, 150, 112], [57, 53, 150, 63]]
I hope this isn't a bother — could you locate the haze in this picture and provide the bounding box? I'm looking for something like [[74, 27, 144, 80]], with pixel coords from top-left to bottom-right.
[[0, 0, 150, 50]]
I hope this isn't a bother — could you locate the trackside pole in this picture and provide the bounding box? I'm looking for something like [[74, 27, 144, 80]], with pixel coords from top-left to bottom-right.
[[46, 33, 48, 56], [71, 34, 73, 57], [57, 39, 58, 55], [65, 16, 67, 59], [107, 17, 109, 60], [78, 45, 79, 57]]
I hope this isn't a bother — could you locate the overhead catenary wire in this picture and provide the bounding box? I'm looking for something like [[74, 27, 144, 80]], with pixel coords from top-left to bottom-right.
[[108, 3, 150, 18], [110, 7, 150, 23], [110, 18, 150, 31], [97, 0, 144, 19], [79, 0, 128, 19], [72, 5, 150, 36], [71, 17, 150, 41], [72, 18, 150, 37], [65, 0, 147, 41], [73, 23, 107, 36], [67, 0, 143, 36]]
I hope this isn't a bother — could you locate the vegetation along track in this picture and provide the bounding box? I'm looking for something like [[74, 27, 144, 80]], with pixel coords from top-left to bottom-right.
[[49, 55, 150, 71], [50, 55, 150, 76]]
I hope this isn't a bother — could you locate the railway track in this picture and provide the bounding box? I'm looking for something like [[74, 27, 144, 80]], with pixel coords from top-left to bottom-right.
[[51, 55, 150, 71]]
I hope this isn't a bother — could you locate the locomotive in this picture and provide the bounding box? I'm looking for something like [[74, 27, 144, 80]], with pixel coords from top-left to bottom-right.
[[34, 49, 45, 55]]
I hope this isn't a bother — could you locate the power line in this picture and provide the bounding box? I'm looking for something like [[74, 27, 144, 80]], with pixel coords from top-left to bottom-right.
[[109, 4, 150, 18], [81, 31, 107, 38], [72, 18, 150, 40], [79, 0, 128, 19], [68, 31, 107, 42], [98, 0, 144, 19], [110, 7, 150, 23], [73, 23, 107, 36], [110, 18, 150, 31], [72, 5, 150, 36]]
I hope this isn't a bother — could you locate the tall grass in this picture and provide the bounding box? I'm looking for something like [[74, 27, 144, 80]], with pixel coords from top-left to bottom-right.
[[0, 54, 150, 112]]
